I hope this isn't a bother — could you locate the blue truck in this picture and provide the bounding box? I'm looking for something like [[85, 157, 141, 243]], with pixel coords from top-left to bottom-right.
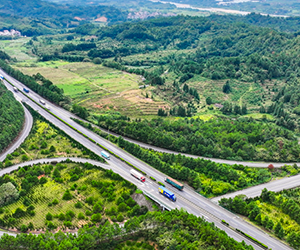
[[158, 186, 176, 202], [23, 88, 29, 93], [101, 150, 110, 160], [0, 74, 4, 80]]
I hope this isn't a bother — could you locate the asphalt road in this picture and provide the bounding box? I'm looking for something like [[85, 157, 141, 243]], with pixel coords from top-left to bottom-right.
[[0, 69, 293, 250], [0, 100, 33, 163], [212, 174, 300, 202]]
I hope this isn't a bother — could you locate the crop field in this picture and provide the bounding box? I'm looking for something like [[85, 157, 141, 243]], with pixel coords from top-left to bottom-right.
[[17, 61, 170, 118], [0, 162, 137, 231], [0, 38, 36, 62]]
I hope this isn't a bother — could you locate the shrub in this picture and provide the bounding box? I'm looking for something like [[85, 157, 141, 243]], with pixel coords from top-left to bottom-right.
[[52, 199, 59, 205], [27, 205, 35, 212], [13, 208, 26, 218], [117, 213, 124, 222], [39, 177, 47, 185], [63, 221, 72, 228], [58, 213, 65, 221], [46, 212, 53, 221], [78, 212, 85, 220], [85, 210, 92, 216], [92, 203, 102, 213], [75, 202, 83, 208], [62, 190, 72, 200], [20, 224, 28, 233], [150, 176, 156, 181], [21, 155, 29, 161], [47, 221, 56, 230], [91, 213, 102, 223], [66, 210, 75, 219]]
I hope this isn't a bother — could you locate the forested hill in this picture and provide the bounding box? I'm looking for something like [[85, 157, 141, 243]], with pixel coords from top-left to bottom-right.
[[0, 0, 127, 25], [0, 83, 24, 154]]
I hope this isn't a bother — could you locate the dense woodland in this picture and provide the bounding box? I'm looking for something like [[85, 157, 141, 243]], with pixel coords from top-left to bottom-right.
[[220, 188, 300, 249], [94, 114, 300, 162], [0, 209, 254, 250], [0, 83, 24, 154]]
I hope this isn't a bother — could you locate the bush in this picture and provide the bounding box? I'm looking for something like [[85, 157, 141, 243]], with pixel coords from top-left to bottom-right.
[[78, 212, 85, 220], [39, 177, 47, 185], [63, 221, 72, 228], [75, 202, 83, 208], [150, 176, 156, 181], [117, 213, 124, 222], [27, 205, 35, 212], [46, 212, 53, 221], [52, 199, 59, 205], [62, 190, 72, 200], [58, 213, 65, 221], [22, 155, 29, 161], [20, 224, 28, 233], [91, 213, 102, 223], [47, 221, 56, 230], [66, 210, 75, 219], [85, 210, 92, 216]]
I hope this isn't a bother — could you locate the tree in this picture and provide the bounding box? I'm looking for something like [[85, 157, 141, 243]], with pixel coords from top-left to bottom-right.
[[222, 81, 231, 94], [274, 222, 284, 239], [0, 182, 19, 206], [46, 213, 53, 221], [62, 190, 72, 200], [91, 213, 102, 223], [206, 96, 213, 105], [117, 213, 124, 222]]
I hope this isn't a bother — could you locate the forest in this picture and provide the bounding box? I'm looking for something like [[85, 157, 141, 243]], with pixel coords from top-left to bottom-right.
[[219, 188, 300, 249], [0, 209, 254, 250], [94, 114, 300, 162], [0, 83, 24, 154]]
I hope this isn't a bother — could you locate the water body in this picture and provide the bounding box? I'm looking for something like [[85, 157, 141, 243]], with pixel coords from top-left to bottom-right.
[[150, 0, 288, 17]]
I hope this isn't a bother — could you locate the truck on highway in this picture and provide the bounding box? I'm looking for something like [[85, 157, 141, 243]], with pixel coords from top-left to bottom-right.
[[23, 88, 29, 93], [0, 74, 4, 80], [165, 176, 184, 190], [101, 150, 110, 160], [130, 169, 146, 182], [158, 186, 176, 202], [13, 87, 18, 92]]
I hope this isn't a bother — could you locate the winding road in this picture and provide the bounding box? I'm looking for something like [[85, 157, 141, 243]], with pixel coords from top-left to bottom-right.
[[0, 68, 295, 250]]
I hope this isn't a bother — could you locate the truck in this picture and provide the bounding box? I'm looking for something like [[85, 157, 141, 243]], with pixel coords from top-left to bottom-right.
[[165, 176, 184, 190], [0, 74, 4, 80], [130, 169, 146, 182], [23, 88, 29, 93], [158, 186, 176, 202], [13, 87, 18, 92], [101, 151, 110, 160], [40, 99, 45, 105]]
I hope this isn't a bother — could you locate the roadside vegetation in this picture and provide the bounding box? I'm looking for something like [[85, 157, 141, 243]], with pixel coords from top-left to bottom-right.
[[92, 114, 300, 162], [1, 108, 103, 169], [0, 161, 147, 232], [74, 119, 300, 197], [0, 83, 24, 155], [219, 188, 300, 249], [0, 209, 254, 250]]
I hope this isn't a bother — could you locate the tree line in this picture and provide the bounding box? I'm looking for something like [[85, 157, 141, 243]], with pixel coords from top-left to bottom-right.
[[0, 83, 24, 154], [94, 114, 300, 162]]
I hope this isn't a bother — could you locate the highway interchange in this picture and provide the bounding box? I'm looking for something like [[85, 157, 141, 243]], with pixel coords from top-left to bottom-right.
[[0, 68, 297, 249]]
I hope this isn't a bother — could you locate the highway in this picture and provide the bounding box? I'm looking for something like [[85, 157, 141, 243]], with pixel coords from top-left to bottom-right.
[[212, 173, 300, 202], [0, 68, 294, 250]]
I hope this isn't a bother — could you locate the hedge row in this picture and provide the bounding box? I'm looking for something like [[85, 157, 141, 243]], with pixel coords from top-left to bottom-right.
[[236, 229, 269, 249]]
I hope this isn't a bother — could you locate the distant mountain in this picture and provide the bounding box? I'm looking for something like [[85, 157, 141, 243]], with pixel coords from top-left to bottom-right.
[[0, 0, 128, 24]]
